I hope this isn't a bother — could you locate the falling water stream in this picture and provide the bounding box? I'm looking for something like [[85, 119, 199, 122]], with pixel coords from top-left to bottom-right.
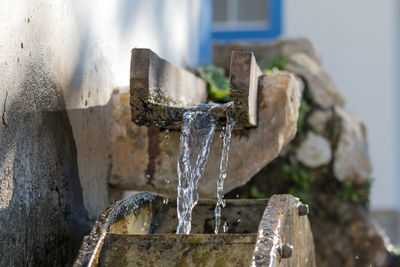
[[214, 118, 235, 234], [176, 110, 217, 234], [176, 105, 235, 234]]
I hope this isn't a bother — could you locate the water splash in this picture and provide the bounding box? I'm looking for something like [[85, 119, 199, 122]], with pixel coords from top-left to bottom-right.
[[176, 110, 217, 234], [223, 221, 229, 233], [214, 117, 236, 234]]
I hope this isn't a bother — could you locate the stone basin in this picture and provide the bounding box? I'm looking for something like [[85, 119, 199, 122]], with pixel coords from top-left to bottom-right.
[[73, 193, 316, 267]]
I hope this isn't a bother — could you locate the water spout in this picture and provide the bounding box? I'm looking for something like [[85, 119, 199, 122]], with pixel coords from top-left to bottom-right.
[[176, 110, 216, 234], [214, 115, 235, 234]]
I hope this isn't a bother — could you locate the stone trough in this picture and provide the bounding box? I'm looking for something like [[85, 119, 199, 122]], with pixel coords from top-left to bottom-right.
[[74, 192, 315, 266]]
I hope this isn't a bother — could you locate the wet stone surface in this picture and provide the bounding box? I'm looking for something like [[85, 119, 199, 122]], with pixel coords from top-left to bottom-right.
[[74, 193, 316, 267], [110, 72, 300, 198]]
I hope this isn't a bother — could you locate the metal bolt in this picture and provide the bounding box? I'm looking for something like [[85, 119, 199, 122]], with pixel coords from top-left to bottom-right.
[[298, 203, 309, 216], [278, 244, 293, 259]]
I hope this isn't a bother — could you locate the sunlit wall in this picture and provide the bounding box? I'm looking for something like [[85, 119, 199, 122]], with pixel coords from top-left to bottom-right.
[[0, 0, 210, 219]]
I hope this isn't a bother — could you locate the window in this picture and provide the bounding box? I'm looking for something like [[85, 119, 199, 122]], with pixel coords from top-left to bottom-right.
[[212, 0, 282, 41]]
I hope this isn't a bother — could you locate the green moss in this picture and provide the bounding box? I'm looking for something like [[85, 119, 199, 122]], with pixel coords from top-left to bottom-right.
[[282, 164, 315, 205], [249, 186, 268, 199], [297, 100, 311, 134], [318, 209, 327, 220], [339, 180, 370, 203], [283, 164, 315, 190], [195, 65, 230, 103], [321, 167, 329, 174], [263, 54, 289, 73]]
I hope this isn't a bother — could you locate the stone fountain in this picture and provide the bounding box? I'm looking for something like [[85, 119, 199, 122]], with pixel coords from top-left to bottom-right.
[[74, 48, 316, 266]]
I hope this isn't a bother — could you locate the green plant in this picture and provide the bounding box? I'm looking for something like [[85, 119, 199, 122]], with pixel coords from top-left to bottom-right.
[[282, 164, 315, 204], [318, 209, 327, 220], [283, 164, 315, 190], [263, 54, 289, 73], [195, 65, 230, 103], [297, 100, 311, 134], [321, 167, 329, 174], [249, 185, 268, 199], [339, 180, 370, 203]]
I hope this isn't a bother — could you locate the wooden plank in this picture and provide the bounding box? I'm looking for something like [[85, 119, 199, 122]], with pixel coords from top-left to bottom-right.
[[130, 48, 207, 129], [229, 51, 263, 127]]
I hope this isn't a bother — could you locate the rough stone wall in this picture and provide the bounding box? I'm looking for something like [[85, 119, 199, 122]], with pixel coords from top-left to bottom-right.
[[218, 39, 400, 267]]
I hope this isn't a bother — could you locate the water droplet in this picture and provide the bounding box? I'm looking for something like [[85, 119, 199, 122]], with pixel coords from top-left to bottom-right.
[[223, 221, 229, 233], [222, 199, 226, 208], [164, 178, 170, 184], [237, 218, 241, 223], [236, 194, 239, 198]]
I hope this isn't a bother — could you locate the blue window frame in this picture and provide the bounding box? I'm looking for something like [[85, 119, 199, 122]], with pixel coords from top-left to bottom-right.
[[212, 0, 282, 41]]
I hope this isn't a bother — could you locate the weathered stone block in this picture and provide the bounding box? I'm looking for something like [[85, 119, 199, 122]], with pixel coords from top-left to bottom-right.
[[229, 51, 263, 127], [333, 106, 372, 183], [295, 131, 332, 168], [130, 49, 208, 129], [109, 72, 300, 197], [285, 53, 345, 109], [252, 195, 316, 267], [74, 193, 316, 267], [307, 109, 333, 133]]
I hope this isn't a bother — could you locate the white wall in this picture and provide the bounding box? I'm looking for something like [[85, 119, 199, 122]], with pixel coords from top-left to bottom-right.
[[0, 0, 207, 261], [0, 0, 206, 220], [71, 0, 205, 89], [68, 0, 206, 219], [284, 0, 400, 211]]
